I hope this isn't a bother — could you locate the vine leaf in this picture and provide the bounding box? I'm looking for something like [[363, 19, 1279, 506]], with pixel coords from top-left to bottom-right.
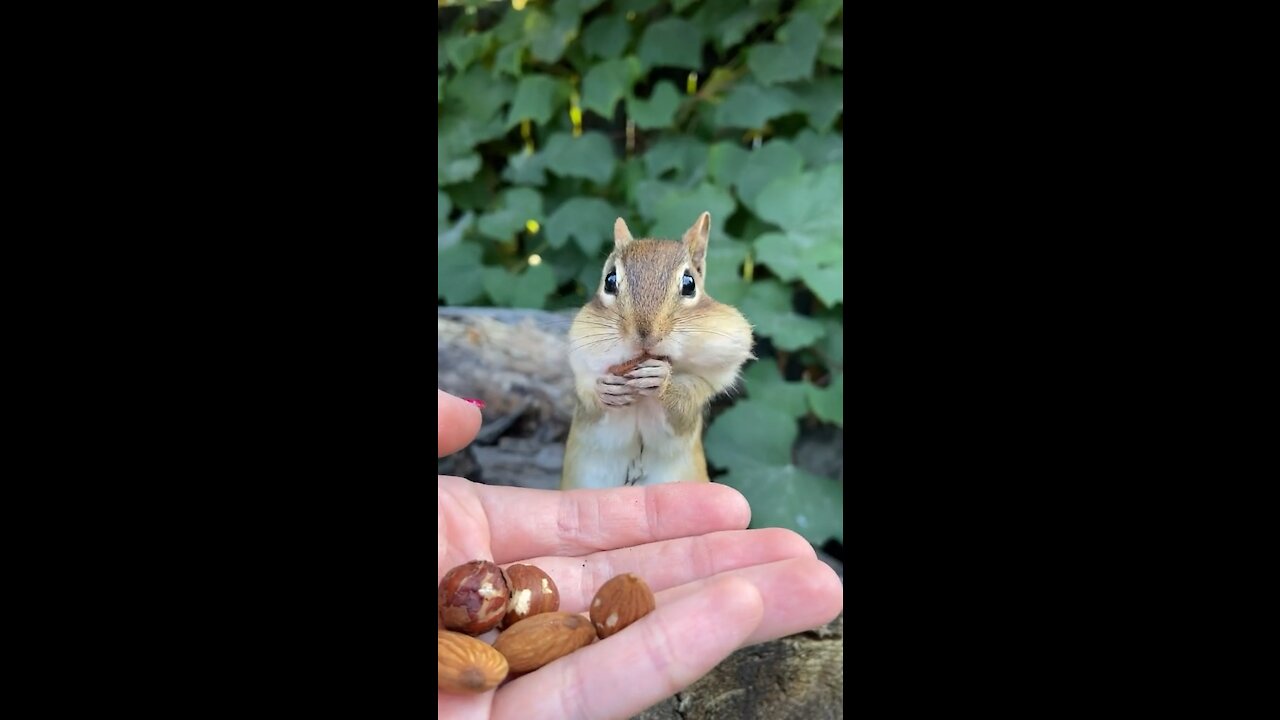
[[582, 57, 643, 119], [637, 18, 704, 70], [542, 132, 618, 185], [627, 81, 682, 129], [737, 280, 826, 350], [545, 198, 618, 256], [747, 12, 822, 85]]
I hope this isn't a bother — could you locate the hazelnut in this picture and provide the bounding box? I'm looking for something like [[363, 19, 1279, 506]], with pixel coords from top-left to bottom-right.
[[590, 573, 655, 639], [439, 560, 509, 635], [501, 564, 560, 628]]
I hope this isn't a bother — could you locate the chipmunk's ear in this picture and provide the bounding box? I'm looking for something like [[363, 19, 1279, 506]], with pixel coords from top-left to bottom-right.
[[614, 217, 634, 250], [682, 212, 710, 276]]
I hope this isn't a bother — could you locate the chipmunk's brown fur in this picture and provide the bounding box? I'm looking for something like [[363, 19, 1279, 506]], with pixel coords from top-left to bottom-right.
[[561, 213, 754, 490]]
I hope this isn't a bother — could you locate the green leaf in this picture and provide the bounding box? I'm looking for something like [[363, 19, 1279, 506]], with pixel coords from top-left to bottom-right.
[[616, 0, 661, 14], [438, 143, 482, 185], [717, 464, 843, 544], [438, 76, 445, 103], [738, 280, 825, 350], [582, 13, 632, 60], [507, 75, 567, 127], [801, 264, 842, 307], [627, 81, 681, 129], [714, 82, 798, 129], [806, 372, 843, 427], [582, 57, 642, 119], [790, 76, 843, 129], [747, 12, 822, 85], [742, 359, 809, 419], [819, 31, 843, 69], [438, 242, 486, 305], [438, 210, 474, 251], [792, 129, 844, 168], [753, 232, 818, 282], [692, 0, 775, 50], [637, 18, 704, 70], [707, 142, 749, 186], [820, 317, 843, 368], [502, 148, 548, 187], [750, 165, 843, 245], [704, 399, 795, 471], [705, 236, 749, 305], [526, 7, 581, 64], [562, 0, 605, 12], [438, 192, 452, 233], [649, 182, 735, 240], [542, 132, 618, 185], [642, 136, 707, 182], [478, 188, 544, 241], [750, 165, 843, 304], [734, 140, 804, 208], [633, 179, 681, 220], [797, 0, 843, 23], [482, 264, 557, 309], [443, 67, 512, 125], [444, 33, 488, 72], [493, 42, 527, 77], [545, 198, 617, 256], [672, 0, 701, 11]]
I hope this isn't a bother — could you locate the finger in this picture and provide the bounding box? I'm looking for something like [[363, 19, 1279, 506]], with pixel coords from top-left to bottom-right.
[[625, 365, 667, 378], [626, 377, 664, 389], [492, 575, 764, 720], [506, 527, 815, 612], [650, 557, 842, 647], [438, 389, 482, 458], [477, 483, 752, 564]]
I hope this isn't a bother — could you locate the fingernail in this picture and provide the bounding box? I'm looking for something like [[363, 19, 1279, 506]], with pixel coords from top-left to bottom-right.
[[462, 398, 486, 409]]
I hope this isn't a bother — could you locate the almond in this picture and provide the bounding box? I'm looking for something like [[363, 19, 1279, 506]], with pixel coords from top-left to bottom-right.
[[590, 573, 655, 639], [493, 611, 597, 674], [438, 630, 508, 694]]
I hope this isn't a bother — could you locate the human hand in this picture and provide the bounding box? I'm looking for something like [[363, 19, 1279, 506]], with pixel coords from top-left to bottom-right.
[[438, 389, 843, 720]]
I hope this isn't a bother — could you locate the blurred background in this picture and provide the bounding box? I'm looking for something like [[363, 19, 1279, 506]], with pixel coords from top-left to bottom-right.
[[438, 0, 843, 563]]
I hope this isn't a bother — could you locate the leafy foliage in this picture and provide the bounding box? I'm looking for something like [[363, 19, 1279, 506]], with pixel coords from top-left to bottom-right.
[[438, 0, 843, 546]]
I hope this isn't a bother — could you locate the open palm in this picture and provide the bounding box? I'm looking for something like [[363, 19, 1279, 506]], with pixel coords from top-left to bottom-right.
[[438, 390, 843, 720]]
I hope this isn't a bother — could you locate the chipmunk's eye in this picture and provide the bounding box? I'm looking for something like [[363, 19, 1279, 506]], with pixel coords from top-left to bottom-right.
[[604, 271, 617, 295], [681, 271, 695, 297]]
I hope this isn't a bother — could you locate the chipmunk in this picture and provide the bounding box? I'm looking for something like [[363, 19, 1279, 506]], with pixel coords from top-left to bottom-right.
[[561, 212, 754, 490]]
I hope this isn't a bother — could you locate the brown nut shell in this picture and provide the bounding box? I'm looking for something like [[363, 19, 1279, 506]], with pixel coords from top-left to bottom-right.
[[438, 630, 509, 694], [590, 573, 656, 639], [439, 560, 510, 635], [501, 564, 560, 628], [607, 354, 667, 376], [493, 611, 597, 674]]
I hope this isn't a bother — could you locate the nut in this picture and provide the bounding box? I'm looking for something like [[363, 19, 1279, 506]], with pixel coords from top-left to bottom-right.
[[493, 611, 597, 674], [590, 573, 655, 639], [438, 630, 509, 694], [439, 560, 510, 635], [501, 564, 560, 629], [607, 354, 667, 376]]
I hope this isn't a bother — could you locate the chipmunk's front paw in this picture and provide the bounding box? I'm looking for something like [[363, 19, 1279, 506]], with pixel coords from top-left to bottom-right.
[[596, 375, 635, 407], [625, 358, 671, 397]]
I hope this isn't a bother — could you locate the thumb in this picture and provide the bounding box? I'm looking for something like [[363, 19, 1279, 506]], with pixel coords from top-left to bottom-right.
[[438, 389, 483, 458]]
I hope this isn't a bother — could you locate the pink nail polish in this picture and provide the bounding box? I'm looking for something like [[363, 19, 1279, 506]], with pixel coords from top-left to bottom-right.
[[462, 398, 486, 409]]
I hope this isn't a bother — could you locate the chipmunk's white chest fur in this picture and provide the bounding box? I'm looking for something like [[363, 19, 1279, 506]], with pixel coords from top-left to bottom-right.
[[567, 399, 697, 489]]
